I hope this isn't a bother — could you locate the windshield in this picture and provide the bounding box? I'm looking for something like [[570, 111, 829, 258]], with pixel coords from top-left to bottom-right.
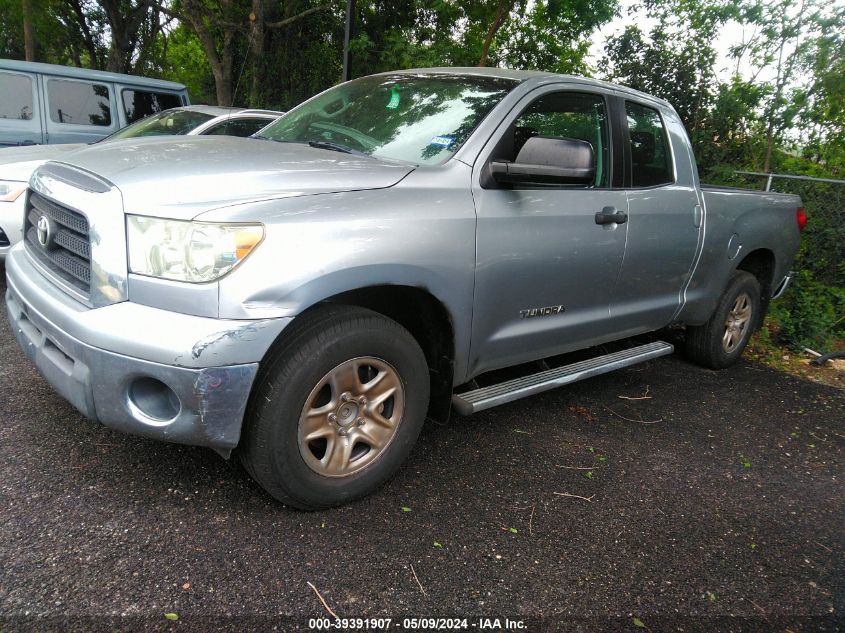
[[104, 109, 216, 141], [259, 73, 518, 164]]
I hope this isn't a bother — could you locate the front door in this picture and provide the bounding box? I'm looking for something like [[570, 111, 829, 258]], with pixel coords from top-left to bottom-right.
[[469, 87, 628, 377]]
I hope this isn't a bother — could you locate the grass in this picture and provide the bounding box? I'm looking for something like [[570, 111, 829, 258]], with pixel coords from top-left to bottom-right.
[[745, 317, 844, 389]]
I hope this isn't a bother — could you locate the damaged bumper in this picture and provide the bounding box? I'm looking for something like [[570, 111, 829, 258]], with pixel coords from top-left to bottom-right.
[[5, 245, 291, 452]]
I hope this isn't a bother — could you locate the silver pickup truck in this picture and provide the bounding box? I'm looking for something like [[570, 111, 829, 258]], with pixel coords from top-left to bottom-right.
[[5, 68, 803, 509]]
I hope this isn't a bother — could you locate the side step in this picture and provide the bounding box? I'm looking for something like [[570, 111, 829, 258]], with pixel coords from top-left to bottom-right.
[[451, 341, 674, 415]]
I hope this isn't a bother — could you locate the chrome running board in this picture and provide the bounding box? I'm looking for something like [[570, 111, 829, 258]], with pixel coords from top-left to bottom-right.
[[451, 341, 674, 415]]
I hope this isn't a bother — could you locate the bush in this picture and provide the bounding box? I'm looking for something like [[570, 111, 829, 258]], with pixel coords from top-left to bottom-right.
[[769, 270, 845, 351]]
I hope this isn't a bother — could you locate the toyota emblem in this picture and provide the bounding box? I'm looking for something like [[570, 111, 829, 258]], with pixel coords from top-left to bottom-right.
[[36, 215, 51, 247]]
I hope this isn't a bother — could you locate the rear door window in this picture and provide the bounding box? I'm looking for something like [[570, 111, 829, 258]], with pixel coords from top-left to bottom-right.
[[625, 102, 673, 187], [47, 79, 111, 126], [122, 89, 183, 123], [0, 72, 35, 121]]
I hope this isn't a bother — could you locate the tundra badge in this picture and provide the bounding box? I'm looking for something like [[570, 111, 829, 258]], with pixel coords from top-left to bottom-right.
[[519, 305, 565, 319]]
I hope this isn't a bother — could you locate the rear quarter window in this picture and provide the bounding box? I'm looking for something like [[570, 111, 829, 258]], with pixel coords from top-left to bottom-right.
[[0, 72, 34, 121], [122, 90, 184, 123], [48, 79, 112, 126]]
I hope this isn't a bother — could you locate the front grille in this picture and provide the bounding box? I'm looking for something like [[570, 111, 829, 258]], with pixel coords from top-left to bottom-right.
[[24, 191, 91, 293]]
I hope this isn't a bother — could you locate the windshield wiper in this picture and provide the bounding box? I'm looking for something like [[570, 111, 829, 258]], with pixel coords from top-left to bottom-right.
[[307, 140, 371, 158]]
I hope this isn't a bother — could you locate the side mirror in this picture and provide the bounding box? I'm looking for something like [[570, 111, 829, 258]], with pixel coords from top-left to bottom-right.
[[490, 136, 595, 186]]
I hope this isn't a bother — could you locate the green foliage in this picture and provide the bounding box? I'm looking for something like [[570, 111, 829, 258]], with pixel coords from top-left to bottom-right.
[[163, 25, 215, 104], [694, 77, 769, 174], [769, 270, 845, 351], [601, 0, 730, 134], [345, 0, 616, 78], [497, 0, 616, 73]]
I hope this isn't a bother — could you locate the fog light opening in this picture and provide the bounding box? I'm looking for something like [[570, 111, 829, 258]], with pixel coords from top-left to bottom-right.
[[128, 377, 181, 422]]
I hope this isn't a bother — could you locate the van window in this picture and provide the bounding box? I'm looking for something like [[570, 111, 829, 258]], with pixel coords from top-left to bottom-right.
[[625, 102, 673, 187], [47, 79, 112, 126], [0, 72, 34, 121], [122, 90, 183, 123]]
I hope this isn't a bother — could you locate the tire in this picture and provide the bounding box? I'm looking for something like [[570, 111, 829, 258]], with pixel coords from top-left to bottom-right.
[[239, 305, 430, 510], [685, 270, 761, 370]]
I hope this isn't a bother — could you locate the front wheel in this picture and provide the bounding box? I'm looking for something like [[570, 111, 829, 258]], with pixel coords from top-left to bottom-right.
[[239, 305, 430, 509], [685, 270, 762, 370]]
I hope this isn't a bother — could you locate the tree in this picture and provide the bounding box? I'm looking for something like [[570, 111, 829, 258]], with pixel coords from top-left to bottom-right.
[[478, 0, 514, 67], [155, 0, 334, 106], [101, 0, 157, 72], [798, 4, 845, 168], [602, 0, 733, 137]]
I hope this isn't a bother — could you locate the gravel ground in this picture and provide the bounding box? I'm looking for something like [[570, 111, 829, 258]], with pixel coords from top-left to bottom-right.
[[1, 267, 843, 632]]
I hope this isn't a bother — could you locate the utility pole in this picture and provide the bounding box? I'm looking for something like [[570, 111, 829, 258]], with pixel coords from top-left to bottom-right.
[[342, 0, 355, 82]]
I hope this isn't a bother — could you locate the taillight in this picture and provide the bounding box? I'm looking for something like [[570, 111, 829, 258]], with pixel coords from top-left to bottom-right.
[[796, 207, 807, 232]]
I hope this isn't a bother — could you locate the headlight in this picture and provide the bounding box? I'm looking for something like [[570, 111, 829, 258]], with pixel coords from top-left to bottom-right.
[[127, 215, 264, 283], [0, 180, 26, 202]]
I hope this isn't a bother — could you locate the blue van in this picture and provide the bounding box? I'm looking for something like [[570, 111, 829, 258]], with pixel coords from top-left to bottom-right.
[[0, 59, 189, 146]]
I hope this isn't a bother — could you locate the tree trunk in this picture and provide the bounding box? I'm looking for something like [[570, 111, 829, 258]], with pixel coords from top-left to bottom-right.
[[762, 0, 806, 173], [478, 0, 511, 67], [185, 10, 233, 105], [762, 31, 786, 173], [101, 0, 153, 73], [22, 0, 36, 61], [67, 0, 101, 68], [249, 0, 265, 107]]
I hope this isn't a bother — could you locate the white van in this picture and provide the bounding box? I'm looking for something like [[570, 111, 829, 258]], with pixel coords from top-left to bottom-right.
[[0, 59, 189, 146]]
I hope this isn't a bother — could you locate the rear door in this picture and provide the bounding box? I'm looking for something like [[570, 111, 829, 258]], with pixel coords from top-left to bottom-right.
[[610, 99, 703, 334], [469, 85, 629, 376], [0, 69, 43, 145]]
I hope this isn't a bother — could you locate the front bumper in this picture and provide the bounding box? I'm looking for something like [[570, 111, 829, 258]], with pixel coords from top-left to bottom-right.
[[5, 246, 291, 452]]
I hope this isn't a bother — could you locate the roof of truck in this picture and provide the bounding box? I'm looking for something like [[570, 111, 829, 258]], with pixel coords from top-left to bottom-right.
[[0, 59, 187, 91], [380, 66, 673, 109]]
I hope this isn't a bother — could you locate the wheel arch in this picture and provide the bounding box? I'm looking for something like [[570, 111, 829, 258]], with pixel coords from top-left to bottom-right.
[[735, 248, 776, 327], [262, 284, 457, 424]]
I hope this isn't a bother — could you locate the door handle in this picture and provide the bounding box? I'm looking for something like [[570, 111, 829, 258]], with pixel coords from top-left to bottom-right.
[[595, 207, 628, 225]]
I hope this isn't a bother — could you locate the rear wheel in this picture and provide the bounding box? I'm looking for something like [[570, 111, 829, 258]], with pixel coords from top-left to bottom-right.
[[685, 271, 761, 369], [239, 305, 429, 509]]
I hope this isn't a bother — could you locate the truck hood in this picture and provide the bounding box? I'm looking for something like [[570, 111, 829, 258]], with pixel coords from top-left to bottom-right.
[[50, 136, 415, 219], [0, 144, 85, 181]]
